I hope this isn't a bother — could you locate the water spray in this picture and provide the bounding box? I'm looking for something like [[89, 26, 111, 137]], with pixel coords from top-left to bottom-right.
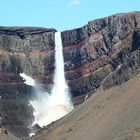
[[19, 32, 73, 128]]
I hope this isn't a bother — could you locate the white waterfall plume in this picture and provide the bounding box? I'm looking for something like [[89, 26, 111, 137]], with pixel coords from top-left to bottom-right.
[[50, 32, 73, 109], [19, 32, 73, 128]]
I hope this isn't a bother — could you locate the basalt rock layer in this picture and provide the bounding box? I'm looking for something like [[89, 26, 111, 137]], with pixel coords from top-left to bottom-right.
[[0, 12, 140, 137], [0, 27, 56, 137], [62, 12, 140, 104]]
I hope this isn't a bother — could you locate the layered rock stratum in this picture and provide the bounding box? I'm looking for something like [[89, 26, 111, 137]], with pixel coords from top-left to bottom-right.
[[61, 11, 140, 104], [0, 12, 140, 138], [0, 27, 56, 137]]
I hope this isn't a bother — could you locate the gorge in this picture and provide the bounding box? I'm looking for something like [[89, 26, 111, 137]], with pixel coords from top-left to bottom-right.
[[20, 32, 73, 129], [0, 11, 140, 139]]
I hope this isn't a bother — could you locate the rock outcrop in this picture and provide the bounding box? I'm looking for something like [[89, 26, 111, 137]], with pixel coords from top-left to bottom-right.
[[61, 12, 140, 104], [0, 12, 140, 137], [0, 27, 56, 137]]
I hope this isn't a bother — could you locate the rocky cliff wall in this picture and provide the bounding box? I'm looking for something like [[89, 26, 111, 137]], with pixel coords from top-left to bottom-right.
[[0, 27, 56, 137], [62, 12, 140, 104], [0, 12, 140, 137]]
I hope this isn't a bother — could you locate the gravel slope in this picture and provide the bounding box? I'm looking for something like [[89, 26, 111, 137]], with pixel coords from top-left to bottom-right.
[[31, 72, 140, 140]]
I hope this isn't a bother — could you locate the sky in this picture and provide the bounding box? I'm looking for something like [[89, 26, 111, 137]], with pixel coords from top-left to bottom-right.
[[0, 0, 140, 31]]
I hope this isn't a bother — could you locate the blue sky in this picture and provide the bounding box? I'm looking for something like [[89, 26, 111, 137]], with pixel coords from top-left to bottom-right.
[[0, 0, 140, 31]]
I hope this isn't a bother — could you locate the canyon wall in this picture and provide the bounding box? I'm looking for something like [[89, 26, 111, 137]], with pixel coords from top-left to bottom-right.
[[62, 12, 140, 104], [0, 27, 56, 137], [0, 12, 140, 137]]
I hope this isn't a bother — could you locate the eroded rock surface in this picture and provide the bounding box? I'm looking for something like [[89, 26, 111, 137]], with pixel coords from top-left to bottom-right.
[[0, 12, 140, 137], [0, 27, 56, 137], [61, 12, 140, 104]]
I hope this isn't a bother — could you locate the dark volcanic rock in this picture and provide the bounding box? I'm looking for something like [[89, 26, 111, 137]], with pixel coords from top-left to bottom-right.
[[1, 12, 140, 137], [61, 12, 140, 105], [0, 27, 56, 137]]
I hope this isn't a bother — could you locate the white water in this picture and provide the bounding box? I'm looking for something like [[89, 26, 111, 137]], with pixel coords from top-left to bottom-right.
[[19, 73, 35, 86], [20, 32, 73, 128], [50, 32, 73, 109]]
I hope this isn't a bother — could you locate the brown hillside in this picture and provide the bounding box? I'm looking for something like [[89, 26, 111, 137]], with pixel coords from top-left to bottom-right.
[[31, 72, 140, 140]]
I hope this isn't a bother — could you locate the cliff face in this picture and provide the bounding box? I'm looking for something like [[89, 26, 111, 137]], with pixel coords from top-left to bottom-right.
[[0, 27, 56, 137], [0, 12, 140, 137], [62, 12, 140, 104]]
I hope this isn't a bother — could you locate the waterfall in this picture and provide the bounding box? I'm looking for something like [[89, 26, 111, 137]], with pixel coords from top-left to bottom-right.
[[50, 32, 73, 108], [20, 32, 73, 128]]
